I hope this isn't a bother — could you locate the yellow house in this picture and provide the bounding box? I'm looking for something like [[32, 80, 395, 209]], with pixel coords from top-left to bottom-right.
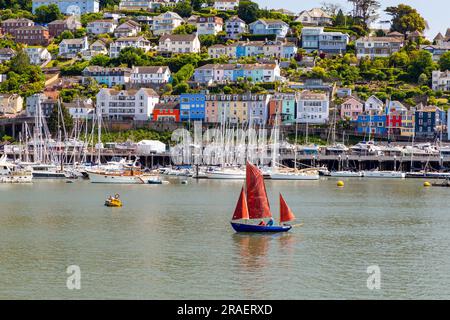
[[400, 110, 415, 137], [0, 94, 24, 115]]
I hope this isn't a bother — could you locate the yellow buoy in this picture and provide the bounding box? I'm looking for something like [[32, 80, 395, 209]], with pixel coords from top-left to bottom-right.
[[424, 181, 431, 187], [337, 181, 344, 187]]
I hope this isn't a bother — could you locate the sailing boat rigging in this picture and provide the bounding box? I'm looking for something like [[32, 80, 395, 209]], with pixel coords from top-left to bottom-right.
[[230, 161, 298, 233]]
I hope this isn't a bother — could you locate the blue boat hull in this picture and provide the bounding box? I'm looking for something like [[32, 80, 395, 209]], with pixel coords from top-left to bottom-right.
[[230, 222, 292, 233]]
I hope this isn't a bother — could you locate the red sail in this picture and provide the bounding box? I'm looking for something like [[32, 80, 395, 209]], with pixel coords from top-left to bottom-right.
[[232, 187, 249, 220], [246, 161, 272, 219], [279, 193, 295, 223]]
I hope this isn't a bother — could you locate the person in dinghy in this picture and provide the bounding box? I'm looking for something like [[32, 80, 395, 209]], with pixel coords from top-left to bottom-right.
[[230, 161, 299, 233]]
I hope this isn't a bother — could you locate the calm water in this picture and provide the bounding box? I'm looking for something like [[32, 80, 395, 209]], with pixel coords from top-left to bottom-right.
[[0, 177, 449, 299]]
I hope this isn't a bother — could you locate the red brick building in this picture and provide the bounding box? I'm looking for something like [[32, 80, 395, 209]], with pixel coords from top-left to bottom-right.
[[48, 16, 82, 38], [15, 26, 51, 46], [153, 102, 180, 122]]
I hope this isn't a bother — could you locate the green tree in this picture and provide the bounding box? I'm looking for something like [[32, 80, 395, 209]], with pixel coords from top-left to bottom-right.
[[334, 9, 346, 26], [348, 0, 380, 29], [385, 4, 426, 35], [439, 51, 450, 71], [90, 54, 111, 67], [174, 1, 193, 18], [47, 104, 74, 134], [172, 82, 190, 94], [173, 24, 197, 35], [191, 0, 206, 11], [237, 1, 259, 24], [34, 4, 63, 24], [9, 49, 30, 74], [172, 64, 194, 86], [389, 51, 410, 67], [407, 50, 434, 82]]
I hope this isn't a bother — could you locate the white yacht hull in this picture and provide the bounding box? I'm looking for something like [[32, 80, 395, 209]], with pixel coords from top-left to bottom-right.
[[269, 172, 320, 180], [0, 174, 33, 183], [87, 171, 152, 184], [363, 171, 406, 178], [206, 171, 245, 179], [330, 171, 363, 177]]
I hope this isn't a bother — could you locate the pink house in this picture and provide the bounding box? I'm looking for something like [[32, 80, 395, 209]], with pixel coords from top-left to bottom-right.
[[340, 96, 364, 120]]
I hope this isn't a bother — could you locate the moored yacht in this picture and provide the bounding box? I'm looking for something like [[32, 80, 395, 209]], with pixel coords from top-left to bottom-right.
[[363, 170, 406, 178]]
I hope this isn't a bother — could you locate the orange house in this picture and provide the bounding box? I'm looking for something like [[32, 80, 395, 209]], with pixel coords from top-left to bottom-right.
[[152, 102, 180, 122]]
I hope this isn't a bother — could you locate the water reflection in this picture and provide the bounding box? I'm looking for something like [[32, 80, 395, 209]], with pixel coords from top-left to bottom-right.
[[232, 234, 271, 271]]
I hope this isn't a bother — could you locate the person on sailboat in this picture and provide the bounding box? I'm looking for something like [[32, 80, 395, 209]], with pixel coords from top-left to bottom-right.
[[267, 219, 274, 226], [258, 220, 266, 226]]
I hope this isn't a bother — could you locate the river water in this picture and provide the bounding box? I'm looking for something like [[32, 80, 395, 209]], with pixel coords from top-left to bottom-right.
[[0, 178, 449, 299]]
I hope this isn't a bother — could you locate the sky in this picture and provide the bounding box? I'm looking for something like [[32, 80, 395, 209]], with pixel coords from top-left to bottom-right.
[[255, 0, 448, 39]]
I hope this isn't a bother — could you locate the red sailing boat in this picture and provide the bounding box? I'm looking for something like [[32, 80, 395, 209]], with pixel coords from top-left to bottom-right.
[[230, 162, 297, 232]]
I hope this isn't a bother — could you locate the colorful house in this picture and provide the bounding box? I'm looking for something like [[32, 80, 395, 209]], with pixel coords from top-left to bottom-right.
[[356, 113, 387, 135], [180, 94, 206, 121], [268, 93, 296, 125], [152, 101, 180, 122], [340, 96, 364, 121], [415, 106, 442, 139]]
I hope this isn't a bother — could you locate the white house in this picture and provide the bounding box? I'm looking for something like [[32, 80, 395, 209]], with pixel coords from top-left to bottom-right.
[[196, 16, 223, 35], [224, 16, 247, 39], [355, 36, 404, 59], [65, 98, 95, 119], [96, 87, 160, 121], [32, 0, 99, 14], [432, 70, 450, 91], [365, 95, 384, 113], [59, 37, 89, 58], [296, 90, 329, 124], [86, 19, 117, 34], [0, 94, 23, 115], [213, 0, 239, 11], [24, 47, 51, 65], [295, 8, 332, 26], [158, 34, 200, 54], [109, 36, 153, 58], [114, 20, 141, 38], [152, 11, 184, 36], [130, 66, 171, 84]]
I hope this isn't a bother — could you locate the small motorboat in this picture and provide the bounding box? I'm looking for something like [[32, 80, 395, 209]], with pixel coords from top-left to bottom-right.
[[105, 194, 122, 207], [148, 179, 163, 184], [230, 162, 298, 233], [432, 179, 450, 187]]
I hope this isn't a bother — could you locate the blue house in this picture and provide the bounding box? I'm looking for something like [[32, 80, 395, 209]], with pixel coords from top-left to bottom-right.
[[356, 114, 387, 135], [180, 94, 206, 121], [415, 106, 442, 139]]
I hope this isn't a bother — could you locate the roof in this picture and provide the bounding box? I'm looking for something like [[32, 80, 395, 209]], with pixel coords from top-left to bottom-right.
[[226, 16, 245, 24], [84, 66, 131, 73], [251, 19, 288, 26], [1, 18, 33, 24], [115, 36, 146, 42], [434, 32, 445, 40], [155, 11, 183, 21], [159, 33, 197, 42], [356, 36, 404, 43], [154, 102, 180, 110], [196, 63, 277, 70], [132, 66, 169, 73], [116, 20, 141, 30], [299, 8, 331, 19], [16, 25, 48, 31], [299, 90, 328, 100], [342, 95, 364, 105], [0, 48, 16, 54], [101, 88, 158, 96], [87, 19, 116, 24], [60, 38, 86, 45], [387, 31, 403, 37]]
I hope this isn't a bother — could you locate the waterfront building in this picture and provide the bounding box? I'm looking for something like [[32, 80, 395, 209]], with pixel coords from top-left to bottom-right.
[[152, 101, 180, 122], [180, 93, 206, 121], [448, 109, 450, 141], [64, 98, 95, 119], [296, 90, 329, 124], [82, 66, 131, 87], [196, 16, 223, 35], [0, 48, 15, 63], [0, 94, 23, 115], [295, 8, 332, 26], [204, 94, 270, 125], [400, 109, 415, 137], [248, 19, 289, 38], [355, 36, 404, 59], [24, 47, 51, 65], [193, 63, 281, 84], [415, 105, 442, 139], [214, 0, 239, 11], [432, 70, 450, 92], [114, 20, 141, 38], [109, 36, 152, 58], [130, 66, 171, 84], [48, 16, 82, 37], [364, 95, 384, 113], [15, 26, 50, 46], [356, 113, 387, 135], [86, 20, 118, 35], [26, 93, 57, 117], [268, 93, 296, 125], [301, 27, 349, 54], [32, 0, 99, 14], [340, 96, 364, 121], [96, 87, 159, 121], [224, 16, 247, 40], [386, 100, 407, 114], [386, 111, 402, 136], [0, 18, 34, 36], [152, 11, 184, 36], [59, 37, 89, 58], [158, 34, 201, 54]]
